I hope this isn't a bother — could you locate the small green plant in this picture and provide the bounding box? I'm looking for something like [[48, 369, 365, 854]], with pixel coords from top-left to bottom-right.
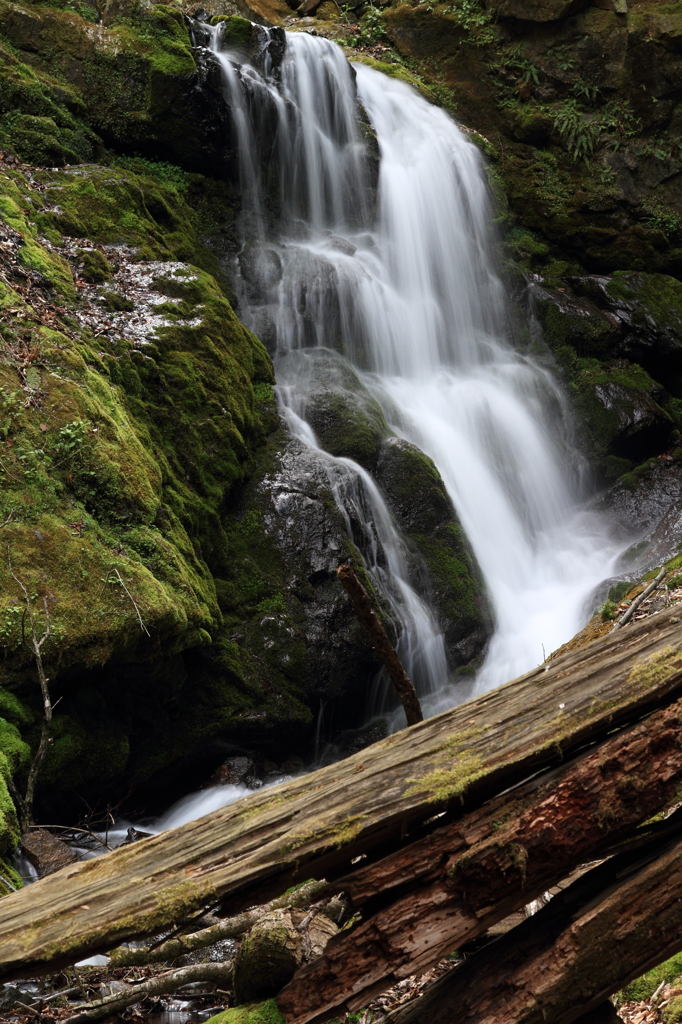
[[0, 388, 23, 440], [551, 99, 596, 161], [354, 6, 387, 47], [572, 80, 599, 103], [442, 0, 490, 30], [600, 600, 617, 622], [109, 156, 190, 192], [608, 581, 633, 604], [52, 420, 89, 465], [546, 45, 576, 73]]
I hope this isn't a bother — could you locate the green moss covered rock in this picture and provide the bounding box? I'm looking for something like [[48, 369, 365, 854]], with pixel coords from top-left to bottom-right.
[[206, 1001, 285, 1024], [0, 0, 232, 172], [533, 280, 676, 479], [376, 437, 490, 663], [0, 160, 285, 806]]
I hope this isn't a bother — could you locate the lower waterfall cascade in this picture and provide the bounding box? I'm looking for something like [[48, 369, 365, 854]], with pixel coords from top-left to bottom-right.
[[200, 23, 621, 709]]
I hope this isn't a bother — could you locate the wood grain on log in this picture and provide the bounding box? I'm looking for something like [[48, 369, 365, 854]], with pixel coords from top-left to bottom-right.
[[336, 564, 423, 725], [276, 698, 682, 1024], [1, 605, 682, 980], [382, 815, 682, 1024]]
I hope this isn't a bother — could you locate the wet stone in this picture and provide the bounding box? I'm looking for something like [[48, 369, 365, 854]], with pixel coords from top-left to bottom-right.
[[21, 829, 79, 878]]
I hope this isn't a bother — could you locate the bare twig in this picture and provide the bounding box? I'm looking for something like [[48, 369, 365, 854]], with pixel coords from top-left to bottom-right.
[[25, 986, 81, 1009], [28, 823, 112, 852], [15, 1000, 40, 1017], [64, 960, 235, 1023], [111, 568, 149, 636], [7, 546, 52, 831], [108, 878, 328, 967], [0, 874, 16, 892], [0, 510, 14, 528], [612, 567, 667, 631]]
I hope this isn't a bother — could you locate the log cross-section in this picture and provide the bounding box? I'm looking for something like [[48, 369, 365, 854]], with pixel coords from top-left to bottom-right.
[[1, 606, 682, 980]]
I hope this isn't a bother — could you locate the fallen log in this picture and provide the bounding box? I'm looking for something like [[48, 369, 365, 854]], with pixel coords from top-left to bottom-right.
[[2, 605, 682, 980], [336, 564, 423, 725], [276, 697, 682, 1023], [382, 811, 682, 1024]]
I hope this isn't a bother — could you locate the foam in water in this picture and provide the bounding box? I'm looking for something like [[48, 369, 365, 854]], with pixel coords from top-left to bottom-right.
[[204, 25, 620, 708]]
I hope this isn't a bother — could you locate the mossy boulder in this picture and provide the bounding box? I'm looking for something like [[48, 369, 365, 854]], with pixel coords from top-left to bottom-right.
[[0, 160, 288, 810], [215, 424, 384, 732], [0, 0, 233, 172], [532, 280, 677, 478], [206, 1001, 285, 1024], [375, 437, 490, 664]]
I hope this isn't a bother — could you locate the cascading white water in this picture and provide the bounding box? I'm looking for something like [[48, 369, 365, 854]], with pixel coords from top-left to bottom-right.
[[207, 25, 621, 707]]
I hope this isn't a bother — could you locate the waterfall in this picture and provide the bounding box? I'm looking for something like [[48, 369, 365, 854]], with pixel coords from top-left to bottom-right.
[[205, 24, 620, 709]]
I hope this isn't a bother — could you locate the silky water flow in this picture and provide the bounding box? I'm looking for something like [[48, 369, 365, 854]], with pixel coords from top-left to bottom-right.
[[58, 25, 625, 852], [207, 25, 620, 701]]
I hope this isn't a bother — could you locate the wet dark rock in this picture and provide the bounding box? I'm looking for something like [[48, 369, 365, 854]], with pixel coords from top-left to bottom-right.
[[121, 827, 153, 845], [0, 982, 41, 1013], [328, 235, 357, 256], [221, 423, 383, 718], [252, 25, 287, 78], [209, 755, 256, 787], [592, 457, 682, 573], [21, 829, 79, 878], [375, 437, 491, 664], [239, 243, 284, 302]]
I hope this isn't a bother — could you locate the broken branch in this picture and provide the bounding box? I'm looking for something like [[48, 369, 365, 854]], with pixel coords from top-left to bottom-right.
[[336, 564, 422, 725], [109, 879, 328, 967], [613, 566, 666, 630], [64, 960, 235, 1023]]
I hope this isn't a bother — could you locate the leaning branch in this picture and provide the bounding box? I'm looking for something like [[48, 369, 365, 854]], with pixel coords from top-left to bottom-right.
[[336, 564, 423, 725], [112, 568, 149, 636]]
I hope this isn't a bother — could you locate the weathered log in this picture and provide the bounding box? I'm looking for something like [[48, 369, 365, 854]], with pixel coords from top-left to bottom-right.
[[2, 605, 682, 980], [276, 697, 682, 1023], [336, 564, 423, 725], [382, 813, 682, 1024]]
